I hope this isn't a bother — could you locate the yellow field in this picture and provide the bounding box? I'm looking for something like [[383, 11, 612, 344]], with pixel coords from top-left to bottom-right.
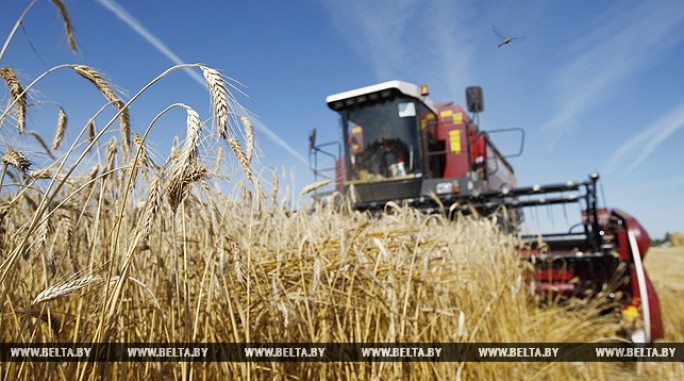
[[645, 247, 684, 341]]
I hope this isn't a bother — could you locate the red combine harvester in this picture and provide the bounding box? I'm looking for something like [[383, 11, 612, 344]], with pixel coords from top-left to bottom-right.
[[309, 80, 663, 342]]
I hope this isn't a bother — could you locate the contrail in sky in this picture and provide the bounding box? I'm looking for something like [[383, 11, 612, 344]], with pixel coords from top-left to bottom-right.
[[95, 0, 308, 165], [602, 103, 684, 174]]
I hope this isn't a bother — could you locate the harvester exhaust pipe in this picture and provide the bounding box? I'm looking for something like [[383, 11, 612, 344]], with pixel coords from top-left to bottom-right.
[[466, 86, 484, 114]]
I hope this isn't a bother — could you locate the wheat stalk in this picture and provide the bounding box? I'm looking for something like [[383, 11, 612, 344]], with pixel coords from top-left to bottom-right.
[[52, 107, 67, 150], [31, 274, 103, 305], [0, 67, 27, 134], [50, 0, 77, 53]]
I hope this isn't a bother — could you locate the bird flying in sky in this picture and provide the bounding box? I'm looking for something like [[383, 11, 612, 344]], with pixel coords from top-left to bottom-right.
[[493, 25, 525, 48]]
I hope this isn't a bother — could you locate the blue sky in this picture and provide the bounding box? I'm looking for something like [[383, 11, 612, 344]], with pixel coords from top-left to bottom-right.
[[1, 0, 683, 239]]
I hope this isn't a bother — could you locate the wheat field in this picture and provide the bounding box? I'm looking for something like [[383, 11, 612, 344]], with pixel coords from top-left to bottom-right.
[[1, 2, 683, 380]]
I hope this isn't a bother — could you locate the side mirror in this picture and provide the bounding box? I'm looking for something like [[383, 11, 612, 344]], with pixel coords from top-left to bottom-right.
[[466, 86, 484, 113], [309, 128, 317, 151]]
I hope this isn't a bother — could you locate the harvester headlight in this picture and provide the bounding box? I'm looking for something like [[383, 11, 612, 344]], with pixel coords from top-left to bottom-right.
[[436, 182, 452, 194], [621, 305, 640, 323]]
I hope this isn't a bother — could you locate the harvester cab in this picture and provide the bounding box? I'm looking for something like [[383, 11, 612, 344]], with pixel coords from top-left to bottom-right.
[[309, 80, 663, 343], [310, 80, 522, 213]]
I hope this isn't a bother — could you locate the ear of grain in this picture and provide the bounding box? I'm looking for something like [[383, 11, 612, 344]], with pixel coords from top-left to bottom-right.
[[26, 130, 56, 160], [52, 107, 67, 150], [72, 65, 130, 153], [271, 169, 279, 207], [50, 0, 77, 53], [132, 133, 150, 169], [226, 136, 251, 181], [18, 308, 61, 335], [29, 167, 54, 180], [164, 107, 203, 211], [213, 146, 223, 174], [84, 164, 100, 195], [105, 137, 118, 177], [240, 115, 254, 162], [87, 120, 96, 143], [0, 67, 27, 134], [140, 173, 162, 240], [31, 275, 103, 305], [179, 108, 202, 164], [166, 163, 207, 212], [199, 65, 228, 138], [2, 148, 31, 172], [300, 179, 332, 196]]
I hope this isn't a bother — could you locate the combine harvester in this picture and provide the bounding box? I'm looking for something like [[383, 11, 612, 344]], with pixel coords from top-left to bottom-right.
[[308, 80, 663, 343]]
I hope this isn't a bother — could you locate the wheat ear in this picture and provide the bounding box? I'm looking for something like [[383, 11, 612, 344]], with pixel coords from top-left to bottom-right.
[[166, 163, 207, 212], [141, 173, 163, 240], [199, 65, 229, 138], [51, 0, 77, 53], [52, 107, 67, 150], [133, 133, 150, 169], [0, 67, 27, 134], [87, 120, 97, 146], [105, 137, 118, 177], [72, 65, 131, 153], [226, 137, 251, 181], [300, 179, 332, 196], [31, 275, 103, 305], [2, 148, 31, 172], [240, 115, 254, 162]]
